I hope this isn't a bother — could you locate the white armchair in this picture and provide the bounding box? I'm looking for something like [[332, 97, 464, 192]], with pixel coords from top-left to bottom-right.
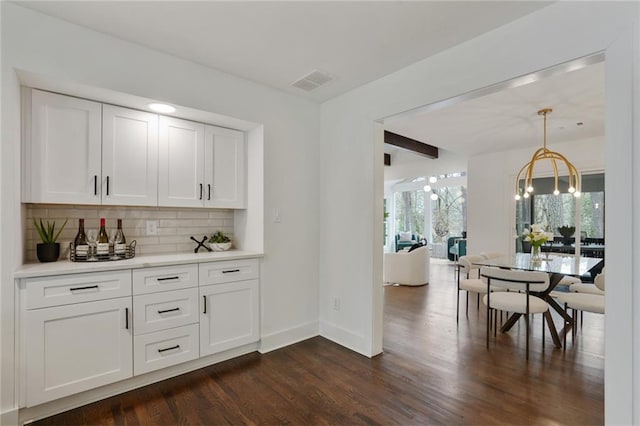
[[383, 246, 430, 286]]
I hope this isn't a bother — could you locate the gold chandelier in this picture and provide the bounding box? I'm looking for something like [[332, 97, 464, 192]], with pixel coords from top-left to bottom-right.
[[514, 108, 581, 200]]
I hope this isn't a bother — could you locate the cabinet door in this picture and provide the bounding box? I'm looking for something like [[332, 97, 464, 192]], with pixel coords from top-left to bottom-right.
[[200, 280, 259, 356], [25, 297, 132, 406], [204, 125, 246, 208], [102, 105, 158, 206], [26, 89, 102, 204], [158, 116, 205, 207]]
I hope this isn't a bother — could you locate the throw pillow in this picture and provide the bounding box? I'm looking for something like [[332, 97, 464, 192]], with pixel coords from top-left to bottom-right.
[[399, 231, 412, 242]]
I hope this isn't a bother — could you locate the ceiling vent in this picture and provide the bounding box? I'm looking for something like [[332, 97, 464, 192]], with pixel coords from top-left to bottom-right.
[[291, 69, 333, 92]]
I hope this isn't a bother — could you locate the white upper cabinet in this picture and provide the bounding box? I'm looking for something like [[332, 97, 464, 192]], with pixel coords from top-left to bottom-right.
[[159, 117, 246, 209], [24, 89, 246, 208], [24, 89, 102, 204], [158, 116, 205, 207], [102, 105, 158, 206], [204, 126, 246, 208]]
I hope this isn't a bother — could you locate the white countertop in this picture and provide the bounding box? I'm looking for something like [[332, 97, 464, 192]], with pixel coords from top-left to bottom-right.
[[14, 250, 263, 279]]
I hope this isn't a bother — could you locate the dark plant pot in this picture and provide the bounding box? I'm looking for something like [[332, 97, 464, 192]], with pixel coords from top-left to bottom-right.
[[562, 237, 572, 246], [36, 243, 60, 263]]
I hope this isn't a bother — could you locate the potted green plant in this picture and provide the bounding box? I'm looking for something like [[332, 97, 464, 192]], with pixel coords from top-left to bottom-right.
[[208, 231, 232, 251], [557, 225, 576, 245], [33, 218, 68, 262]]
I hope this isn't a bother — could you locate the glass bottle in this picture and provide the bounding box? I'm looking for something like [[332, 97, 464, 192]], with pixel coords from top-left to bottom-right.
[[73, 218, 89, 259], [96, 218, 110, 256], [113, 219, 126, 257]]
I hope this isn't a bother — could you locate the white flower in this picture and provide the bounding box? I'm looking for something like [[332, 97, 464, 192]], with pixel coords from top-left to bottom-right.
[[523, 224, 552, 247]]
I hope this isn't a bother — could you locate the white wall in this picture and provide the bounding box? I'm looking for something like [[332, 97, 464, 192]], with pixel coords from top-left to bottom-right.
[[1, 3, 320, 420], [319, 2, 638, 424], [467, 136, 605, 255]]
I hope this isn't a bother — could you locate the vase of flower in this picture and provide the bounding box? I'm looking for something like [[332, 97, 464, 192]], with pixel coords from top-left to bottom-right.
[[531, 244, 541, 262]]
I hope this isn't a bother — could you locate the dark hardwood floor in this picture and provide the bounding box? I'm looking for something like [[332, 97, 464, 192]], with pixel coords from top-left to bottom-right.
[[34, 260, 604, 425]]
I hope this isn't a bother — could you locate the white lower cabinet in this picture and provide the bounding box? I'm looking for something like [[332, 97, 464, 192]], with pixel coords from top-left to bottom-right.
[[25, 297, 132, 407], [200, 279, 260, 356], [19, 256, 260, 410]]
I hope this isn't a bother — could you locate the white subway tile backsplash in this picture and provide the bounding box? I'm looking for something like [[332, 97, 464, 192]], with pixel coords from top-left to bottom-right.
[[24, 204, 234, 263]]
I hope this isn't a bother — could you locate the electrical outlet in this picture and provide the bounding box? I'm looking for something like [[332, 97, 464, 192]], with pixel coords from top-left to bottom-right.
[[333, 297, 341, 311], [146, 220, 158, 235]]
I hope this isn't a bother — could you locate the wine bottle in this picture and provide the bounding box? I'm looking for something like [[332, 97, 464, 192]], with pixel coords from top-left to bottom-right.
[[96, 218, 110, 256], [74, 218, 89, 258], [114, 219, 126, 256]]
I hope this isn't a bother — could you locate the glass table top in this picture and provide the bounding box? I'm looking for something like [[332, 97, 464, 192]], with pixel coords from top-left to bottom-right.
[[475, 253, 604, 277]]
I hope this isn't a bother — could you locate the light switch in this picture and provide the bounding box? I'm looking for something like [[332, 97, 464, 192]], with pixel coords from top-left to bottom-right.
[[273, 209, 281, 223]]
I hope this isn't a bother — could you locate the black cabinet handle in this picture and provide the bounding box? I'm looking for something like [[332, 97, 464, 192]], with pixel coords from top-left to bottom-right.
[[94, 175, 98, 195], [203, 295, 207, 314], [199, 183, 203, 200], [208, 184, 211, 200], [222, 269, 240, 274], [106, 176, 110, 196], [157, 276, 180, 282], [158, 345, 180, 353], [125, 307, 129, 330], [157, 307, 180, 314], [70, 285, 99, 291]]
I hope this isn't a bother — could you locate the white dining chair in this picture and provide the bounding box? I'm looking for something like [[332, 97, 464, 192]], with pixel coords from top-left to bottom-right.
[[555, 271, 605, 346], [456, 255, 487, 323], [480, 266, 551, 360]]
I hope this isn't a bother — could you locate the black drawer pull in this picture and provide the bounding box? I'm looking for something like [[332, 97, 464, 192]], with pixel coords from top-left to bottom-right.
[[208, 184, 211, 200], [199, 183, 203, 200], [157, 276, 180, 281], [222, 269, 240, 274], [125, 307, 129, 330], [106, 176, 110, 196], [70, 285, 99, 291], [94, 175, 98, 195], [158, 344, 180, 353], [157, 307, 180, 314], [203, 295, 207, 314]]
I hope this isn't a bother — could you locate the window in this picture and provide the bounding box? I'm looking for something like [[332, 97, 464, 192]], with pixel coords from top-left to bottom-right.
[[515, 173, 604, 251]]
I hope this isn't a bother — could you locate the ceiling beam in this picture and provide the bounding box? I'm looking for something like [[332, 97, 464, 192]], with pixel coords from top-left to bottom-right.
[[384, 131, 438, 159]]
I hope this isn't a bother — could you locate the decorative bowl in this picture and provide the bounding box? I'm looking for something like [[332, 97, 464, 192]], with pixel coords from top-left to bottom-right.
[[208, 242, 232, 251]]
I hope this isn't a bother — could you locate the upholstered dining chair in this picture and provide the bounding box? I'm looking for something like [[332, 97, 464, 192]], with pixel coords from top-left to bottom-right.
[[480, 267, 551, 360], [555, 271, 605, 345], [456, 255, 489, 323]]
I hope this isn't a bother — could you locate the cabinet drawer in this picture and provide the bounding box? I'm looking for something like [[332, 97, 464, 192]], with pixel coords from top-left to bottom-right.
[[199, 259, 259, 286], [25, 270, 132, 309], [133, 264, 198, 295], [134, 323, 199, 375], [133, 288, 199, 335]]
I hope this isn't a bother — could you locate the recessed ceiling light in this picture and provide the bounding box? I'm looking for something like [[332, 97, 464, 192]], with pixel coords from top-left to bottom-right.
[[148, 103, 176, 113]]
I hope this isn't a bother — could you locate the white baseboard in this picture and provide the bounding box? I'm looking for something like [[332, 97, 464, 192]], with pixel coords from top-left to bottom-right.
[[18, 343, 259, 425], [259, 321, 319, 353], [319, 320, 371, 357], [1, 407, 19, 426]]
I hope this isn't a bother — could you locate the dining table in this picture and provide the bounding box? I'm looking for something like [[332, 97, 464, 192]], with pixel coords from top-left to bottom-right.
[[474, 252, 604, 347]]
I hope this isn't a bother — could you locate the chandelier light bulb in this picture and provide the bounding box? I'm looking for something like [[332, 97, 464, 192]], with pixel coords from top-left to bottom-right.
[[523, 192, 530, 199], [423, 184, 431, 192], [515, 194, 521, 201], [574, 191, 581, 198], [429, 176, 437, 184], [526, 186, 534, 193], [553, 189, 560, 196], [568, 186, 576, 193], [430, 193, 438, 201]]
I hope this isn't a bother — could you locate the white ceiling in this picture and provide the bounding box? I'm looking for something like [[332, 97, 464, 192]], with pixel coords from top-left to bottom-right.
[[14, 1, 551, 103], [385, 60, 605, 159]]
